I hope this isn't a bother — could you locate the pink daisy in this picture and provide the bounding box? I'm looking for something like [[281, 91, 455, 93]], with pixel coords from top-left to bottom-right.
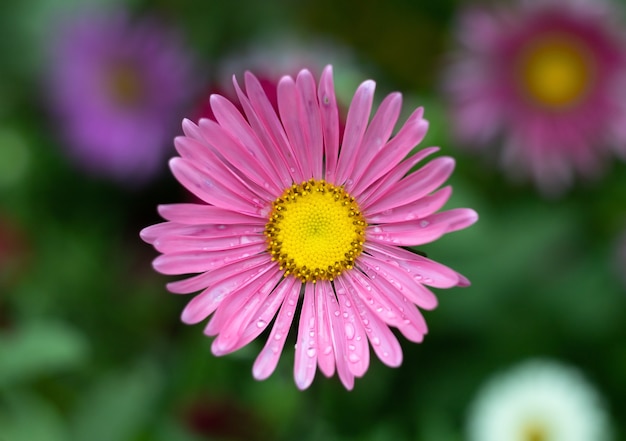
[[141, 66, 478, 390], [444, 0, 626, 195]]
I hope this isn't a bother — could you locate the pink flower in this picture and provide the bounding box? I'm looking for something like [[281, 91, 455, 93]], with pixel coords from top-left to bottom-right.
[[444, 0, 626, 195], [141, 66, 478, 390]]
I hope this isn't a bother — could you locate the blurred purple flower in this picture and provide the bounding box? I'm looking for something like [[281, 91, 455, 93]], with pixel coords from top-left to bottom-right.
[[444, 0, 626, 195], [47, 9, 196, 185]]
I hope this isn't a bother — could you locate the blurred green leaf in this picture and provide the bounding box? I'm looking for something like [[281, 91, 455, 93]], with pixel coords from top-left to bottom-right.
[[0, 390, 69, 441], [0, 320, 88, 388], [70, 358, 163, 441]]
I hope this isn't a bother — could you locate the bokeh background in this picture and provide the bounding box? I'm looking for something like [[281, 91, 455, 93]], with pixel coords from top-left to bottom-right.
[[1, 0, 625, 440]]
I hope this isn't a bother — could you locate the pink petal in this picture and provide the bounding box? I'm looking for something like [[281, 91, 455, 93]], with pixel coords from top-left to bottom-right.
[[252, 278, 301, 380], [315, 280, 336, 378], [157, 204, 264, 226], [366, 218, 451, 247], [325, 279, 355, 390], [421, 208, 479, 233], [194, 119, 283, 197], [351, 108, 428, 196], [366, 186, 452, 223], [360, 253, 438, 313], [180, 259, 273, 324], [364, 157, 455, 215], [277, 76, 308, 181], [240, 72, 301, 186], [209, 268, 282, 355], [357, 146, 440, 206], [296, 69, 324, 179], [236, 275, 293, 349], [169, 157, 265, 217], [165, 254, 270, 295], [154, 233, 265, 254], [336, 80, 376, 185], [294, 283, 318, 390], [335, 282, 370, 377], [153, 243, 268, 276], [365, 242, 462, 289], [346, 268, 426, 340], [318, 65, 340, 183], [174, 135, 273, 203], [339, 274, 403, 367], [347, 92, 402, 192]]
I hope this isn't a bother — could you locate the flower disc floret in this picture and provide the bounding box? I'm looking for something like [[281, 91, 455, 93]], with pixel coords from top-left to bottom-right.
[[265, 179, 366, 283]]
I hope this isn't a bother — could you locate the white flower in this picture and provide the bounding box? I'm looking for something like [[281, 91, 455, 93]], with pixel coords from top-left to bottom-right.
[[466, 359, 613, 441]]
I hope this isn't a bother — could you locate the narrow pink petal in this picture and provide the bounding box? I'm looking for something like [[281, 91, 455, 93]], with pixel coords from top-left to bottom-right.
[[357, 263, 429, 342], [252, 278, 300, 380], [340, 273, 403, 367], [367, 218, 450, 247], [153, 243, 267, 276], [347, 92, 402, 191], [357, 146, 440, 206], [457, 272, 471, 287], [364, 157, 455, 215], [140, 222, 178, 244], [241, 72, 302, 186], [366, 186, 452, 223], [277, 76, 308, 181], [154, 233, 265, 254], [365, 242, 462, 289], [195, 119, 283, 197], [157, 204, 264, 226], [174, 136, 274, 204], [231, 77, 293, 190], [421, 208, 479, 233], [360, 253, 438, 313], [181, 117, 206, 141], [325, 279, 355, 390], [206, 266, 278, 338], [335, 282, 370, 377], [169, 158, 264, 217], [315, 280, 336, 378], [149, 219, 264, 241], [296, 69, 324, 179], [165, 254, 270, 294], [318, 65, 340, 182], [209, 268, 282, 355], [336, 80, 375, 185], [294, 283, 318, 390], [351, 108, 428, 196], [180, 259, 273, 324], [236, 275, 293, 351]]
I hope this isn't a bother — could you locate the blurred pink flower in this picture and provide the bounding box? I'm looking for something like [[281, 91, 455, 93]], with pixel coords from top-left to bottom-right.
[[47, 9, 196, 185], [444, 0, 626, 195], [141, 66, 477, 390]]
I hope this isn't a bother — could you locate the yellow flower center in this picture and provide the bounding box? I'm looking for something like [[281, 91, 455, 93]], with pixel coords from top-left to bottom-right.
[[523, 422, 548, 441], [265, 180, 366, 283], [107, 63, 144, 107], [519, 35, 594, 109]]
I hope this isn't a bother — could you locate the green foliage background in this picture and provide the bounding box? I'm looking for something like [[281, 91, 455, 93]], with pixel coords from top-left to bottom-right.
[[1, 0, 625, 440]]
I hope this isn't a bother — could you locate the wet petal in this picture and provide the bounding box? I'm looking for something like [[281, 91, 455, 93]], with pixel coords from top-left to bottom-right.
[[316, 280, 336, 377], [277, 76, 308, 181], [252, 278, 301, 380], [336, 80, 375, 185], [366, 186, 452, 223], [318, 65, 340, 182], [156, 204, 264, 226], [294, 283, 318, 390]]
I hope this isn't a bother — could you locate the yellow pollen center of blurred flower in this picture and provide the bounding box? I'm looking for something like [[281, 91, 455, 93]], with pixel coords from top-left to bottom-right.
[[520, 36, 593, 108], [523, 423, 548, 441], [265, 180, 366, 283], [107, 64, 143, 107]]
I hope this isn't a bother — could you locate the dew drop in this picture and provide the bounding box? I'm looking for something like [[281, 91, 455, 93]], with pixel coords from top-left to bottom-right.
[[419, 220, 429, 228], [344, 323, 355, 340], [256, 319, 266, 328], [348, 344, 356, 351], [323, 346, 332, 355], [306, 347, 316, 357], [274, 333, 282, 340], [372, 337, 381, 346], [345, 299, 351, 308], [334, 310, 341, 317], [348, 353, 360, 363]]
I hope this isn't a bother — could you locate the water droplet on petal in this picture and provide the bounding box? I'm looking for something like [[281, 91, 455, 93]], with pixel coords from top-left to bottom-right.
[[344, 323, 355, 340], [419, 220, 429, 227], [348, 353, 360, 363], [256, 319, 266, 328], [372, 337, 381, 346], [306, 347, 316, 357], [323, 346, 332, 355]]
